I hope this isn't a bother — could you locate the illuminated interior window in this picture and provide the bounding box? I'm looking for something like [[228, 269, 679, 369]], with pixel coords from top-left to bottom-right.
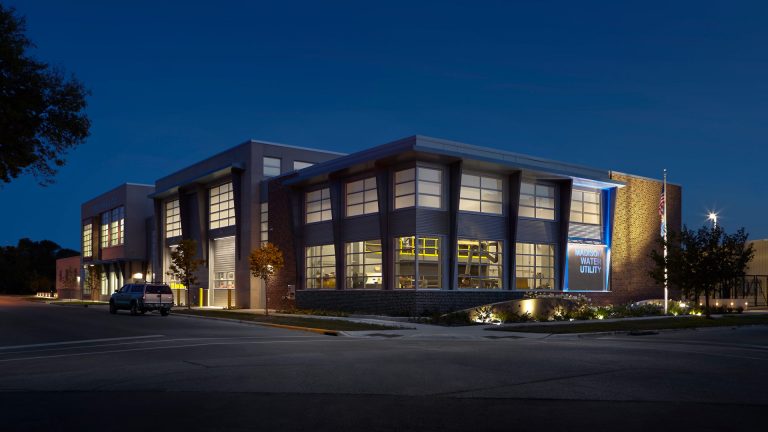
[[82, 223, 93, 257], [100, 211, 110, 248], [346, 177, 378, 217], [110, 207, 124, 246], [457, 240, 503, 289], [264, 157, 281, 177], [165, 199, 181, 238], [519, 181, 555, 220], [570, 189, 601, 225], [394, 167, 442, 209], [515, 243, 555, 289], [306, 244, 336, 289], [459, 173, 503, 214], [394, 236, 441, 289], [209, 182, 235, 229], [345, 240, 383, 289], [305, 188, 331, 224], [260, 202, 269, 245]]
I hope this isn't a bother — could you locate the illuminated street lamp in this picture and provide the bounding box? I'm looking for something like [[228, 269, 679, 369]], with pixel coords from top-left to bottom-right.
[[708, 212, 718, 229]]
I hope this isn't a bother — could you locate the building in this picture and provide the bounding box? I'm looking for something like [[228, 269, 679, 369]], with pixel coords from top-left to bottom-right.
[[79, 135, 682, 313], [149, 140, 344, 307], [55, 255, 81, 300], [80, 183, 155, 301]]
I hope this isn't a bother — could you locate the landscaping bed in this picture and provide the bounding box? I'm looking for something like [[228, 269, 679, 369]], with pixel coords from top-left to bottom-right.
[[173, 309, 400, 331]]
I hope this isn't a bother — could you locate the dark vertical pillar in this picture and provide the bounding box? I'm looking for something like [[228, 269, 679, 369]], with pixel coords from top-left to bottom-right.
[[605, 186, 617, 292], [376, 168, 392, 290], [152, 199, 163, 282], [329, 178, 344, 290], [446, 161, 462, 290], [195, 185, 208, 264], [231, 169, 244, 261], [506, 172, 522, 291], [288, 187, 304, 290], [557, 179, 573, 291]]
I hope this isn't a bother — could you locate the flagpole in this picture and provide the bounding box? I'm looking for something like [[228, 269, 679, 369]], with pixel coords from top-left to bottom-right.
[[663, 168, 669, 315]]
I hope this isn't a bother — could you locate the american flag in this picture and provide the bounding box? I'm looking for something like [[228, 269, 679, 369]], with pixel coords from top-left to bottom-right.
[[659, 184, 666, 237]]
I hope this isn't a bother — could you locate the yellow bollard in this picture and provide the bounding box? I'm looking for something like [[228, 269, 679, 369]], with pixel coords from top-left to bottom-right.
[[199, 287, 203, 307]]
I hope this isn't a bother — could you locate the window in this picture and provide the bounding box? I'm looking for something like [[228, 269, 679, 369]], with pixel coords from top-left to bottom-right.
[[165, 199, 181, 238], [306, 244, 336, 289], [82, 223, 92, 257], [394, 236, 441, 289], [209, 182, 235, 229], [519, 182, 555, 220], [260, 202, 269, 245], [305, 188, 331, 224], [263, 157, 281, 177], [100, 211, 110, 248], [293, 161, 314, 170], [570, 189, 601, 225], [346, 177, 378, 217], [345, 240, 383, 289], [106, 206, 125, 246], [457, 240, 503, 289], [460, 173, 503, 214], [394, 167, 442, 209], [213, 271, 234, 289], [516, 243, 555, 289]]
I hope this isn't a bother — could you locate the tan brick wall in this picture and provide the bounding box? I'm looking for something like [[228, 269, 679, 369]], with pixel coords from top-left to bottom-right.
[[590, 172, 681, 305]]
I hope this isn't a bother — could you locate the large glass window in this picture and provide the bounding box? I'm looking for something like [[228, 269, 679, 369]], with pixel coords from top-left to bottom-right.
[[460, 173, 503, 214], [515, 243, 555, 289], [293, 161, 314, 170], [209, 182, 235, 229], [346, 177, 378, 217], [305, 188, 331, 224], [264, 157, 281, 177], [394, 167, 442, 209], [306, 244, 336, 289], [345, 240, 383, 289], [82, 223, 93, 257], [109, 207, 124, 246], [570, 189, 601, 225], [394, 236, 441, 289], [165, 199, 181, 238], [519, 182, 555, 220], [457, 240, 503, 289], [260, 202, 268, 245], [100, 211, 110, 248]]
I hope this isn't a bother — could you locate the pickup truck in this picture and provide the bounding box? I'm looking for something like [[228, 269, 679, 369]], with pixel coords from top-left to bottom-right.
[[109, 283, 174, 316]]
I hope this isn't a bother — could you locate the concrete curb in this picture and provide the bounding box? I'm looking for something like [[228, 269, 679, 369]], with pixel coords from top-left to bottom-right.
[[170, 312, 341, 336]]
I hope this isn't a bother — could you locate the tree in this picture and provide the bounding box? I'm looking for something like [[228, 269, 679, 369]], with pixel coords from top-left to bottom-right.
[[0, 238, 74, 294], [83, 265, 101, 300], [0, 5, 90, 185], [650, 225, 754, 317], [167, 239, 204, 309], [249, 242, 284, 316]]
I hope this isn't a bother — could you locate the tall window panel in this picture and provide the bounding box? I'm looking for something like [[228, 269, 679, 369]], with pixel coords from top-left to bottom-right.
[[260, 202, 269, 245], [570, 189, 601, 225], [165, 199, 181, 238], [394, 167, 442, 209], [459, 174, 503, 214], [82, 223, 93, 257], [263, 157, 281, 177], [394, 236, 441, 289], [345, 240, 383, 289], [515, 243, 555, 289], [519, 182, 555, 220], [110, 207, 124, 246], [305, 188, 331, 224], [209, 182, 235, 229], [305, 244, 336, 289], [457, 240, 503, 289], [100, 211, 110, 248], [346, 177, 378, 217]]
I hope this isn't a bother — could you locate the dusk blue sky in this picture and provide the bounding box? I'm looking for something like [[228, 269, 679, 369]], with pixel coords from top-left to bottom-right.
[[2, 0, 767, 250]]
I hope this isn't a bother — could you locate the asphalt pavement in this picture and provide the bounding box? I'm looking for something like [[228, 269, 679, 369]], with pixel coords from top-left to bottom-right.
[[1, 295, 767, 431]]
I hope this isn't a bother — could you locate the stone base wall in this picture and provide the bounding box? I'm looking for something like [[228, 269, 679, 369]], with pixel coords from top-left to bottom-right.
[[296, 290, 524, 315]]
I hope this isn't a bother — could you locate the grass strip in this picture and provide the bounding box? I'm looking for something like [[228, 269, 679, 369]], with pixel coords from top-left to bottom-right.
[[174, 309, 400, 331], [488, 314, 768, 334]]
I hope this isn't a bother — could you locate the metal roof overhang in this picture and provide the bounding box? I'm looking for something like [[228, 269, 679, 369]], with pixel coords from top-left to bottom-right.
[[149, 163, 245, 199]]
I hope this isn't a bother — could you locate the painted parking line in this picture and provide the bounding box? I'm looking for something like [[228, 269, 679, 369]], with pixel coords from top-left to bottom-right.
[[0, 335, 164, 351]]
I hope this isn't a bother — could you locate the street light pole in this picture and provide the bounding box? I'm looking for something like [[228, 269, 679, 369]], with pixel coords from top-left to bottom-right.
[[708, 212, 718, 229]]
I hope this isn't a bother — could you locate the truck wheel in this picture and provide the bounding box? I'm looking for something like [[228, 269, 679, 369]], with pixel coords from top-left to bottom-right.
[[109, 302, 117, 315], [160, 308, 169, 316], [130, 301, 139, 316]]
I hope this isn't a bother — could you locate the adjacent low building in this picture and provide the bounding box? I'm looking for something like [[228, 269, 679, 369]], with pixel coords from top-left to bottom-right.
[[78, 135, 682, 313], [55, 255, 81, 300]]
